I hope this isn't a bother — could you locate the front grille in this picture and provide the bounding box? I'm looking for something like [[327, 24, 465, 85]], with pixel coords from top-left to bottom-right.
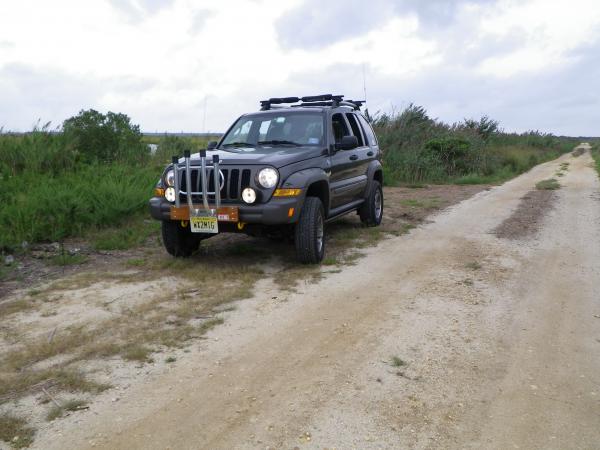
[[178, 166, 252, 203]]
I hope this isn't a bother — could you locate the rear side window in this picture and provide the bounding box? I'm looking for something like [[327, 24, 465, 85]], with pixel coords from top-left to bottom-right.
[[345, 113, 365, 147], [357, 114, 377, 146]]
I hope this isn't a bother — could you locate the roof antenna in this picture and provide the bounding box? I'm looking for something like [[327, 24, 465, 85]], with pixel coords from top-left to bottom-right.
[[362, 63, 367, 104], [202, 95, 208, 134]]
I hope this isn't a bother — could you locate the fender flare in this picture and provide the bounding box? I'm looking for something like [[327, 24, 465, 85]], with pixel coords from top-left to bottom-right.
[[281, 168, 330, 214], [364, 160, 384, 197]]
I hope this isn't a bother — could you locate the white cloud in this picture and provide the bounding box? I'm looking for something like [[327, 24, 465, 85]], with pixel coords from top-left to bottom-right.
[[475, 0, 600, 76], [0, 0, 599, 135]]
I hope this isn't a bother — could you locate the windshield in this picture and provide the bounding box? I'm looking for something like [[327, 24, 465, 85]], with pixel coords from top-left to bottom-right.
[[220, 113, 324, 149]]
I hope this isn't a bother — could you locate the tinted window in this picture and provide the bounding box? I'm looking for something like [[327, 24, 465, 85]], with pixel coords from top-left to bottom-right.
[[345, 113, 365, 147], [332, 113, 350, 143], [357, 114, 377, 146]]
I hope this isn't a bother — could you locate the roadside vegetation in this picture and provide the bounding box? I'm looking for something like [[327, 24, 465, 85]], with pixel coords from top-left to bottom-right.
[[591, 141, 600, 175], [0, 112, 213, 251], [0, 105, 578, 253], [370, 104, 577, 186]]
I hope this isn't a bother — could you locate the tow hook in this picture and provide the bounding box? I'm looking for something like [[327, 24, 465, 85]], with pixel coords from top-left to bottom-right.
[[237, 222, 246, 231]]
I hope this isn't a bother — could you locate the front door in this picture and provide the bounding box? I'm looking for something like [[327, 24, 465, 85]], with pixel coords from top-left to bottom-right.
[[329, 112, 367, 209]]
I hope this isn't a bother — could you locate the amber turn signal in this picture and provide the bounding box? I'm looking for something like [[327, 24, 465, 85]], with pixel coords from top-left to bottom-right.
[[154, 187, 165, 197], [273, 188, 302, 197]]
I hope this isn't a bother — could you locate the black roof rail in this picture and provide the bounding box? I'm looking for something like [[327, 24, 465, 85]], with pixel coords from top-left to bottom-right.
[[259, 94, 363, 110]]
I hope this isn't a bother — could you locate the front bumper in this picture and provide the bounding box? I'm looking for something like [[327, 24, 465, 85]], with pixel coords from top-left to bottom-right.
[[149, 196, 303, 225]]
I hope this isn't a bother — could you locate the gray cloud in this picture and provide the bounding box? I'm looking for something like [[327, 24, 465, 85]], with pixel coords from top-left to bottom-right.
[[275, 0, 498, 49], [279, 36, 600, 137], [0, 64, 158, 131], [189, 9, 214, 35]]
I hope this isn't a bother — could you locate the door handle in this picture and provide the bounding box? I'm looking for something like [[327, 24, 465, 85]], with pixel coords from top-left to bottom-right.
[[367, 151, 374, 156], [349, 155, 358, 161]]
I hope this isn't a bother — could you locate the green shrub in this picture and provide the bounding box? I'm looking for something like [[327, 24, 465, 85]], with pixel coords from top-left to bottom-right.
[[63, 109, 148, 164]]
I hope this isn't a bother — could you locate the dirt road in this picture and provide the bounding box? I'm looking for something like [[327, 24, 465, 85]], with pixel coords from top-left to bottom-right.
[[33, 150, 600, 449]]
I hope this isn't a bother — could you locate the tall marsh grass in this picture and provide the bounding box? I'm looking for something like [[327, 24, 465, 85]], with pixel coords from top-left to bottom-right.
[[372, 104, 577, 185]]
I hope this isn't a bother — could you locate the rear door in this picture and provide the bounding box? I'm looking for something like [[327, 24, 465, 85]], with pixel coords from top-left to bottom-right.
[[344, 112, 371, 199]]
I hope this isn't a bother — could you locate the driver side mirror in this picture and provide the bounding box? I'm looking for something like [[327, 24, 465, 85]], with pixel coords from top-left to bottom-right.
[[335, 135, 359, 151], [207, 141, 218, 150]]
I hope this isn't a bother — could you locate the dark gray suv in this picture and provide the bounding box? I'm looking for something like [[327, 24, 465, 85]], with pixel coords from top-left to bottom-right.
[[149, 94, 383, 263]]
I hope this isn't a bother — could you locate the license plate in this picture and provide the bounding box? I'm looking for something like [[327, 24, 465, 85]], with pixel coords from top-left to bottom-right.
[[190, 210, 218, 234]]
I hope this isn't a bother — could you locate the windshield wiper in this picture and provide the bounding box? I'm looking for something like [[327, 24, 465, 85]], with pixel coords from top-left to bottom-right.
[[258, 140, 302, 147], [221, 142, 255, 148]]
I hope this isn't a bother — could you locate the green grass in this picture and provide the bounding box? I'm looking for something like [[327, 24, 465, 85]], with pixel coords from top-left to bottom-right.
[[90, 215, 160, 251], [0, 164, 160, 250], [536, 178, 560, 190], [390, 356, 406, 367], [400, 198, 441, 209], [126, 258, 146, 267], [49, 253, 87, 266], [591, 144, 600, 176], [0, 414, 35, 448]]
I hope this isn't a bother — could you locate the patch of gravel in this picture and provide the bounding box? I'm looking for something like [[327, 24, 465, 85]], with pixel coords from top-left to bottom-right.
[[493, 190, 557, 240]]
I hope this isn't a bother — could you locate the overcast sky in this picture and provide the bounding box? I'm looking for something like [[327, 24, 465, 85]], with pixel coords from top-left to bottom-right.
[[1, 0, 599, 136]]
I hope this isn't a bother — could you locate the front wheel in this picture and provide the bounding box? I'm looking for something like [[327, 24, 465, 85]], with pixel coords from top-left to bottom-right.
[[161, 220, 208, 257], [294, 197, 325, 264], [359, 181, 383, 226]]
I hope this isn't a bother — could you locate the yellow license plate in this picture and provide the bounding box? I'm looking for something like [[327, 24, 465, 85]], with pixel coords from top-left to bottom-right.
[[190, 216, 218, 234]]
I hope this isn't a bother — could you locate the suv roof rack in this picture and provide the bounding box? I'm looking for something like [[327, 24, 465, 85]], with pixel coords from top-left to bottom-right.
[[259, 94, 364, 111]]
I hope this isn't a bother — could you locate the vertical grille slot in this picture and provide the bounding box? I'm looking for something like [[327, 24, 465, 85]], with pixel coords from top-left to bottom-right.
[[240, 169, 251, 191], [229, 169, 240, 199]]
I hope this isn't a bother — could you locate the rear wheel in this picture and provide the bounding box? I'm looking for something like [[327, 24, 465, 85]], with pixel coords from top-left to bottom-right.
[[294, 197, 325, 264], [161, 220, 208, 257], [359, 181, 383, 226]]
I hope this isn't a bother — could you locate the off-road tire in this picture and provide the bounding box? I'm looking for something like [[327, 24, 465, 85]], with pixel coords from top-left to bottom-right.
[[359, 181, 383, 226], [161, 220, 205, 257], [294, 196, 325, 264]]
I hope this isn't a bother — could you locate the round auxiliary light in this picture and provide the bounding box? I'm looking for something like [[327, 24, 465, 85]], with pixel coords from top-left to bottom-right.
[[165, 187, 176, 202], [242, 187, 257, 204], [165, 169, 175, 187], [257, 167, 279, 189]]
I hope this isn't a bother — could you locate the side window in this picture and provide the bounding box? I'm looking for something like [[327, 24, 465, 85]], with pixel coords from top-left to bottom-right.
[[222, 118, 254, 145], [357, 114, 377, 146], [331, 113, 350, 143], [345, 113, 365, 147]]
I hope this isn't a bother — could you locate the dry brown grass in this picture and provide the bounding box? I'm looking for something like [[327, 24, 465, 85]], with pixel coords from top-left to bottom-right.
[[46, 399, 88, 421], [0, 414, 35, 448]]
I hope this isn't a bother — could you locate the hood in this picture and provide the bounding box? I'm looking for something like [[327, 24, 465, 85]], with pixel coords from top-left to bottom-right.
[[180, 145, 325, 168]]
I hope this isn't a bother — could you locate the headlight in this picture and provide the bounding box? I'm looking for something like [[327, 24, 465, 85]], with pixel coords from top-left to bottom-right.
[[165, 169, 175, 187], [165, 187, 176, 202], [242, 187, 257, 204], [257, 167, 279, 189]]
